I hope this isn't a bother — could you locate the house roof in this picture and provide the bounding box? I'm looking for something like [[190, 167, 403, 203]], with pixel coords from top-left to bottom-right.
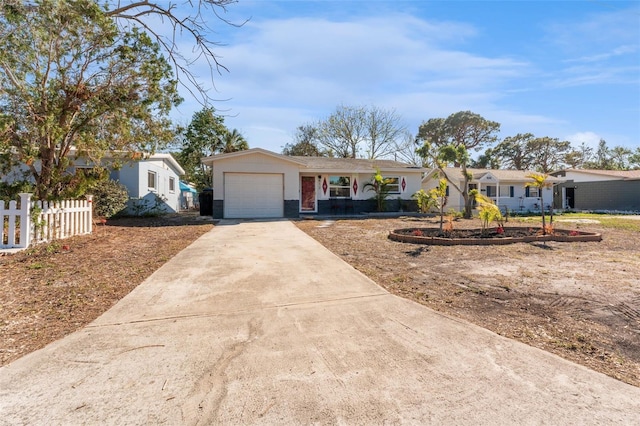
[[201, 148, 426, 173], [291, 156, 425, 173], [148, 153, 185, 176], [68, 148, 185, 175], [551, 169, 640, 180], [201, 148, 307, 166], [424, 167, 565, 183]]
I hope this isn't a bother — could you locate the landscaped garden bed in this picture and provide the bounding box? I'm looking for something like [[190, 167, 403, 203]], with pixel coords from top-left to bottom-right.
[[389, 226, 602, 245]]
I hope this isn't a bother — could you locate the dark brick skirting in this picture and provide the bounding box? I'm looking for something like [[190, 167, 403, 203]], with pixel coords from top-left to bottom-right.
[[284, 200, 299, 218], [212, 200, 224, 219]]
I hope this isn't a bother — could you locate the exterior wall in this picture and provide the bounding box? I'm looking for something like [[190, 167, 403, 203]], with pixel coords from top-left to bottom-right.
[[114, 159, 181, 215], [554, 170, 621, 182], [211, 153, 300, 202], [555, 180, 640, 211], [316, 172, 422, 202]]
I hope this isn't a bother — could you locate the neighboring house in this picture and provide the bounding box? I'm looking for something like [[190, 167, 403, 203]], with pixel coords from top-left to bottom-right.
[[201, 148, 426, 219], [2, 150, 184, 215], [550, 169, 640, 211], [422, 168, 564, 213], [109, 153, 185, 215]]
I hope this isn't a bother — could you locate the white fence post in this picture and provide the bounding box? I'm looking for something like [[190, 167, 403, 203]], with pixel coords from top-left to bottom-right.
[[18, 193, 32, 248]]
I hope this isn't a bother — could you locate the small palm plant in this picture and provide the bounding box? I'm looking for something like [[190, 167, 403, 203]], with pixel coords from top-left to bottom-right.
[[525, 173, 553, 235], [364, 169, 395, 212], [475, 193, 503, 237]]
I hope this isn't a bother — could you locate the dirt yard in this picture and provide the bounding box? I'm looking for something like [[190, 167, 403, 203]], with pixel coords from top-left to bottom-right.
[[0, 212, 213, 366], [296, 216, 640, 387], [2, 213, 638, 388]]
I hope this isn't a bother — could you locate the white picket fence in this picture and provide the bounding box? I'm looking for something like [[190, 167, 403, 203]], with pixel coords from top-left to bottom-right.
[[1, 193, 93, 250]]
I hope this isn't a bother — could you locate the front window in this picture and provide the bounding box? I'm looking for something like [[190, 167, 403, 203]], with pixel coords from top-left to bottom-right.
[[148, 171, 157, 190], [485, 185, 496, 197], [329, 175, 351, 198], [169, 177, 175, 193], [385, 177, 400, 193], [499, 185, 514, 197], [528, 187, 539, 197]]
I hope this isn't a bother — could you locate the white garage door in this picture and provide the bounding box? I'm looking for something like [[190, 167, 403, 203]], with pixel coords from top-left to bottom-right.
[[224, 173, 284, 218]]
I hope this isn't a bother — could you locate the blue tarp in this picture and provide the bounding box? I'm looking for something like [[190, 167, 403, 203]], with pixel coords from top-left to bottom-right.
[[179, 181, 197, 193]]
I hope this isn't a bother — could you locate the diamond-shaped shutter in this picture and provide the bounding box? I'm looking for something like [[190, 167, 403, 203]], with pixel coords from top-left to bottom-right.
[[352, 178, 358, 195]]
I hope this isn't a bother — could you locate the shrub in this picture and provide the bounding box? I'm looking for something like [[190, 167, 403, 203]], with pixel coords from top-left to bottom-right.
[[89, 180, 129, 218]]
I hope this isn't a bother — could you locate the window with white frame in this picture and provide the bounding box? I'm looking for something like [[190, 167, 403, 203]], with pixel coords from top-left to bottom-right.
[[485, 185, 497, 197], [385, 177, 400, 193], [499, 185, 514, 197], [148, 171, 157, 190], [329, 175, 351, 198], [169, 177, 175, 193], [527, 186, 539, 197]]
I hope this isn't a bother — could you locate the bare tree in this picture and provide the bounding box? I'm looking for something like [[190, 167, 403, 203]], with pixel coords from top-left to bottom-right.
[[393, 132, 428, 167], [363, 105, 407, 159], [317, 105, 366, 158], [316, 105, 406, 159], [105, 1, 245, 105]]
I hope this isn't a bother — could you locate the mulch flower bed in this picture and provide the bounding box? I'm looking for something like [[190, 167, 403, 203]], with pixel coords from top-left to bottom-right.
[[389, 227, 602, 245]]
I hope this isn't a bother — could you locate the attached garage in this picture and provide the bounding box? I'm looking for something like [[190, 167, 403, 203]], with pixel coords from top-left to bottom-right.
[[224, 173, 284, 218]]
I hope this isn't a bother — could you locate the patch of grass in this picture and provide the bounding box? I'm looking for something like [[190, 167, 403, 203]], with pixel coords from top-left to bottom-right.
[[27, 262, 49, 270], [559, 213, 640, 232]]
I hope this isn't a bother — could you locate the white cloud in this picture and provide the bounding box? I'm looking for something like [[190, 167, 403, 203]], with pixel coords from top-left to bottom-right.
[[564, 131, 602, 149]]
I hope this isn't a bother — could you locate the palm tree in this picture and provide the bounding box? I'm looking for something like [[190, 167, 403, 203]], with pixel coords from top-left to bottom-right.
[[220, 129, 249, 153], [525, 173, 553, 235]]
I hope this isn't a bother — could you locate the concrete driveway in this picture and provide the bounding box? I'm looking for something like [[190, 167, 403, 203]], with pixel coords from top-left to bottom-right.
[[1, 220, 638, 425]]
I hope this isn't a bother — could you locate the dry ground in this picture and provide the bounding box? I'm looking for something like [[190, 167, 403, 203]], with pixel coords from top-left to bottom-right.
[[0, 212, 213, 366], [296, 216, 640, 387], [2, 213, 639, 388]]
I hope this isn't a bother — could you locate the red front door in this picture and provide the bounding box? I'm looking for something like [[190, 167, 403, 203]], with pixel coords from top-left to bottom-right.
[[301, 176, 316, 212]]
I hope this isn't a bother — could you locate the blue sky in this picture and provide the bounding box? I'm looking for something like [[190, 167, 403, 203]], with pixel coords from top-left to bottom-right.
[[170, 0, 640, 156]]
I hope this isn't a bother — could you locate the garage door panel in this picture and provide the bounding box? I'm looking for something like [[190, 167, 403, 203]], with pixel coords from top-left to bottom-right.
[[224, 173, 284, 218]]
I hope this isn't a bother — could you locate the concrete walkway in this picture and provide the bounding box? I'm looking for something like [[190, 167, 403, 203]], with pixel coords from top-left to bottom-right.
[[0, 220, 638, 425]]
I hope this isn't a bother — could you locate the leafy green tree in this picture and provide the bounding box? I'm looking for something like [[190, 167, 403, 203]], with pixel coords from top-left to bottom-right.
[[105, 1, 243, 106], [527, 137, 571, 173], [221, 129, 249, 153], [175, 107, 227, 190], [470, 147, 500, 169], [416, 111, 500, 218], [492, 133, 536, 170], [609, 145, 633, 170], [629, 148, 640, 170], [564, 142, 594, 169], [0, 0, 179, 200], [283, 125, 327, 156]]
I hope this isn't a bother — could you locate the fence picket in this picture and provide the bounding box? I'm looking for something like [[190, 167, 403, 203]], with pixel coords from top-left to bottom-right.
[[0, 193, 92, 250]]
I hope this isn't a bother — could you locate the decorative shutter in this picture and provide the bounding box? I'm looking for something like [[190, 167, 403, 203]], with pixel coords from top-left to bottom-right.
[[445, 185, 449, 196], [525, 187, 530, 197], [400, 176, 407, 193], [510, 186, 514, 197]]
